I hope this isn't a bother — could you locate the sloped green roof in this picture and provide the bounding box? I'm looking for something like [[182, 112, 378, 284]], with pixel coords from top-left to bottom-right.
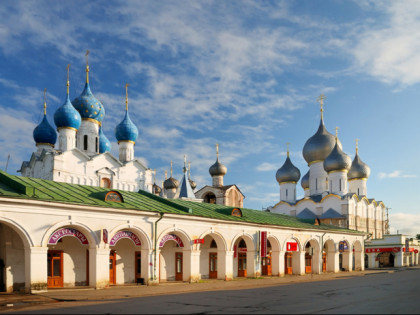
[[0, 171, 363, 234]]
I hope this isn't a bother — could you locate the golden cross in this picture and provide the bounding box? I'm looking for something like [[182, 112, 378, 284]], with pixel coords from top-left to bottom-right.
[[85, 50, 90, 63], [66, 64, 71, 94], [317, 94, 326, 119], [355, 138, 359, 154], [125, 83, 129, 110], [188, 161, 191, 177], [335, 126, 339, 138], [153, 169, 156, 184], [43, 88, 47, 115], [170, 160, 173, 177], [216, 143, 219, 159], [85, 50, 90, 83], [165, 170, 168, 180], [286, 142, 290, 157]]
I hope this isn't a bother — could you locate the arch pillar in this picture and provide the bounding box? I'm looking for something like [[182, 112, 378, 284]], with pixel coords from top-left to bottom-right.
[[223, 250, 234, 281], [141, 248, 153, 284], [246, 250, 259, 277], [25, 247, 48, 293], [89, 247, 110, 289], [312, 250, 321, 274], [293, 251, 305, 275], [342, 251, 352, 271], [271, 250, 282, 277], [186, 250, 201, 283]]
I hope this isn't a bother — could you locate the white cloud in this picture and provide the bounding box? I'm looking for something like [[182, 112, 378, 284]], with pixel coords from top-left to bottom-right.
[[389, 212, 420, 237], [378, 170, 417, 179], [257, 162, 278, 172]]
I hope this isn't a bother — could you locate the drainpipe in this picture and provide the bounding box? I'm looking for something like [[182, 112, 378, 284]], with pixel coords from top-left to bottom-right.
[[153, 212, 164, 281], [321, 232, 327, 272]]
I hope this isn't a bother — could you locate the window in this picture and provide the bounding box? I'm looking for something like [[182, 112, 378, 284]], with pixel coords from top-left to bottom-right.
[[96, 137, 99, 153], [231, 208, 243, 217], [210, 240, 217, 248], [339, 179, 342, 191], [316, 179, 318, 190], [285, 189, 288, 197], [84, 135, 88, 150]]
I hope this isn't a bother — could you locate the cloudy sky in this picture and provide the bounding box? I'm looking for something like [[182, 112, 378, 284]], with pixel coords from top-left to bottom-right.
[[0, 0, 419, 236]]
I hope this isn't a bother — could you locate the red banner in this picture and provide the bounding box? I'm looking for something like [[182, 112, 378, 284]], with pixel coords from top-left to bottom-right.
[[48, 228, 89, 245], [193, 239, 205, 244], [261, 231, 267, 257], [286, 242, 298, 251], [403, 248, 414, 253], [365, 247, 400, 253]]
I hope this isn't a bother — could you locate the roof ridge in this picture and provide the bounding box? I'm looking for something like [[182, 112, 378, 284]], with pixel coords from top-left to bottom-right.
[[0, 170, 35, 197]]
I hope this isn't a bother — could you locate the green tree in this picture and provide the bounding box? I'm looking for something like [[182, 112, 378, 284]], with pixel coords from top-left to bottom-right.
[[416, 234, 420, 240]]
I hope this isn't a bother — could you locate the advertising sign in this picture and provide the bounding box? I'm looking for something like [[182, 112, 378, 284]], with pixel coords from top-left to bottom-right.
[[109, 230, 141, 246], [261, 231, 267, 257], [365, 247, 401, 253], [48, 228, 89, 245], [286, 242, 298, 251], [339, 241, 349, 252], [159, 234, 184, 248]]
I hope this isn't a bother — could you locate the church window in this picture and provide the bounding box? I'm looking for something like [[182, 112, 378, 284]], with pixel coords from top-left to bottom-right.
[[100, 178, 112, 188], [316, 179, 318, 190], [286, 189, 288, 197], [339, 179, 342, 191], [204, 193, 216, 204], [238, 239, 246, 249], [330, 180, 332, 191], [210, 240, 217, 248], [358, 188, 360, 195], [231, 208, 242, 217], [325, 178, 328, 189], [96, 137, 99, 153], [84, 135, 88, 150]]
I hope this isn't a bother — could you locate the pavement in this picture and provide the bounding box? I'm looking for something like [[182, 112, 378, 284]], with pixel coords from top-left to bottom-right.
[[0, 267, 416, 313]]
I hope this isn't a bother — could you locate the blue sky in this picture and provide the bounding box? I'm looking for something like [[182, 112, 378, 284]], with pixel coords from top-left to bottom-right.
[[0, 0, 419, 236]]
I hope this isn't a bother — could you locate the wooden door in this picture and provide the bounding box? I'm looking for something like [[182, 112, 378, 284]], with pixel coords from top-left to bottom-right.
[[322, 252, 327, 272], [285, 252, 293, 275], [135, 251, 141, 282], [238, 253, 247, 277], [109, 250, 116, 285], [209, 253, 217, 279], [175, 252, 183, 281], [262, 255, 272, 276], [305, 253, 312, 273], [47, 250, 63, 288]]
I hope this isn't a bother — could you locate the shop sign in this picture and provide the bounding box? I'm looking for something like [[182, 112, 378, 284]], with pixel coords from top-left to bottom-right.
[[286, 242, 298, 251], [415, 250, 419, 254], [109, 230, 141, 246], [48, 228, 89, 245], [193, 239, 204, 244], [339, 241, 349, 252], [403, 248, 414, 253], [365, 247, 400, 253], [102, 228, 108, 244], [159, 234, 184, 248], [261, 231, 267, 257]]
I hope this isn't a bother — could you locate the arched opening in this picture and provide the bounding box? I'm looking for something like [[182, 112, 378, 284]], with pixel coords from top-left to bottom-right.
[[323, 240, 336, 273], [109, 230, 143, 285], [377, 252, 395, 268], [203, 193, 216, 204], [159, 233, 186, 282], [365, 254, 369, 269], [305, 243, 312, 274], [47, 227, 90, 288], [236, 238, 247, 277], [198, 235, 224, 280], [284, 238, 300, 275]]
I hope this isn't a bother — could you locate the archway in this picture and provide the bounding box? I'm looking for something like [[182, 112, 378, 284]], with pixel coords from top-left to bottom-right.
[[339, 240, 351, 271], [377, 252, 395, 268], [203, 193, 216, 204], [323, 239, 337, 273], [232, 234, 255, 278], [304, 239, 320, 274], [197, 232, 226, 280], [283, 238, 302, 275]]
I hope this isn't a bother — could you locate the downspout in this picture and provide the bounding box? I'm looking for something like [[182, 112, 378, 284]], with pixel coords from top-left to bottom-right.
[[321, 232, 327, 273], [153, 212, 164, 281]]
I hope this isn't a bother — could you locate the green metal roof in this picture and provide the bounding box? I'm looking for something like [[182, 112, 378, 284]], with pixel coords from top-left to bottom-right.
[[0, 171, 363, 234]]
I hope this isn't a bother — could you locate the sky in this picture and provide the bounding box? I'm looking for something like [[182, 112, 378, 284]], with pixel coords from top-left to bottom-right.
[[0, 0, 419, 237]]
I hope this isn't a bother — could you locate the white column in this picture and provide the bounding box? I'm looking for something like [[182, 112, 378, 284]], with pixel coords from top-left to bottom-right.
[[118, 141, 135, 163], [330, 251, 340, 273], [25, 247, 48, 293], [89, 247, 109, 289], [395, 252, 404, 267], [280, 183, 297, 203], [312, 250, 321, 274], [246, 250, 259, 277], [58, 128, 77, 151], [223, 251, 234, 281], [141, 249, 153, 284], [185, 250, 201, 283], [342, 251, 352, 271], [271, 250, 281, 277], [292, 251, 305, 275]]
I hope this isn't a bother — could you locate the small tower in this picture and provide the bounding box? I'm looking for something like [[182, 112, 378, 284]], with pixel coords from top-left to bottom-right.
[[276, 143, 301, 203], [115, 84, 138, 163], [348, 139, 370, 196], [54, 65, 81, 152], [174, 155, 196, 199], [323, 128, 351, 195], [209, 144, 227, 187], [163, 161, 179, 199], [33, 89, 57, 153], [73, 51, 105, 156]]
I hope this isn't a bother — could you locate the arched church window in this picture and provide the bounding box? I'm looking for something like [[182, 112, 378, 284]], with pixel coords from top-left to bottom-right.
[[286, 189, 288, 197], [316, 179, 318, 190], [100, 178, 111, 188], [238, 239, 246, 249], [84, 135, 88, 150], [96, 137, 99, 153], [204, 193, 216, 204], [210, 240, 217, 248]]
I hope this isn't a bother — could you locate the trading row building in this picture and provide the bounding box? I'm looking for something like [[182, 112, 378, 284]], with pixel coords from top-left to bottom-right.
[[0, 57, 417, 293]]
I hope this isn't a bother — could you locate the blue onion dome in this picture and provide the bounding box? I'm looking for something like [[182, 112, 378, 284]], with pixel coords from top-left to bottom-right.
[[303, 118, 342, 165], [301, 170, 309, 190], [323, 139, 351, 173], [72, 82, 105, 124], [276, 154, 301, 184], [54, 95, 81, 130], [348, 151, 370, 180], [33, 101, 57, 146], [115, 110, 138, 143], [99, 127, 111, 153], [164, 177, 179, 190]]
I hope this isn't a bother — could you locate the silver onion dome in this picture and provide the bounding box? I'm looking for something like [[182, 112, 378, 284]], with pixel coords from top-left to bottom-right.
[[276, 155, 301, 184], [153, 183, 162, 194], [301, 170, 309, 190], [348, 152, 370, 180], [303, 118, 341, 164], [209, 159, 227, 177], [189, 179, 197, 190], [323, 141, 351, 173], [164, 177, 179, 190]]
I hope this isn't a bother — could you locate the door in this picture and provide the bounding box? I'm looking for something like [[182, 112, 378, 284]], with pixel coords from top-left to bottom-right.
[[109, 250, 116, 285], [175, 252, 183, 281], [262, 255, 272, 276], [285, 252, 293, 275], [135, 251, 141, 283], [209, 253, 217, 279], [305, 253, 312, 273], [47, 250, 63, 288], [323, 252, 327, 272], [238, 253, 247, 277]]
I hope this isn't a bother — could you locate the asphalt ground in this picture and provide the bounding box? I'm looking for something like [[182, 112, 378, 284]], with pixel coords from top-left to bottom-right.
[[0, 267, 416, 313]]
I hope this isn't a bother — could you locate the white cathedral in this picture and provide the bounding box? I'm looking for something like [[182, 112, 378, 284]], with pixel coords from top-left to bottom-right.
[[268, 96, 386, 239], [19, 60, 154, 193]]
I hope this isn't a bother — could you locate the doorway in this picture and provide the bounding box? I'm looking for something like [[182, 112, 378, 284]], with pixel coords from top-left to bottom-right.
[[238, 252, 247, 277], [262, 254, 272, 276], [135, 251, 141, 283], [47, 250, 63, 288], [109, 250, 116, 285], [209, 253, 217, 279], [175, 252, 183, 281], [285, 252, 293, 275]]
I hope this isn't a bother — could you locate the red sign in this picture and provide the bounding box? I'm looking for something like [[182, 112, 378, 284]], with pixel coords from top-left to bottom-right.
[[261, 231, 267, 257], [365, 247, 401, 253], [102, 229, 108, 244], [193, 239, 205, 244], [286, 242, 298, 251], [48, 228, 89, 245], [109, 230, 141, 246], [159, 234, 184, 248], [415, 250, 419, 254], [403, 248, 414, 253]]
